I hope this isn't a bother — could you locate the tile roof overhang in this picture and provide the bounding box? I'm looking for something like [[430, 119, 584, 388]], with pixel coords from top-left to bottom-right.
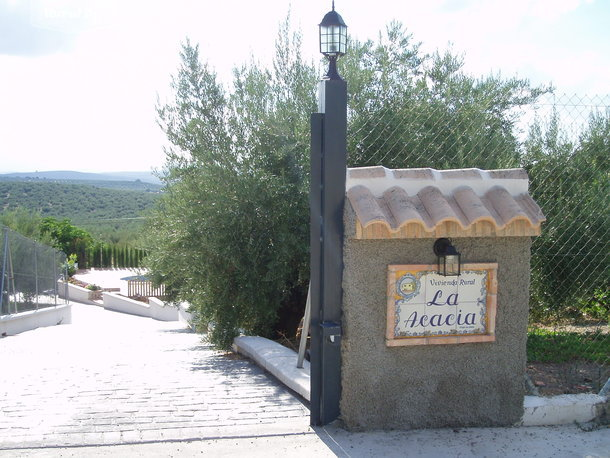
[[346, 166, 545, 239]]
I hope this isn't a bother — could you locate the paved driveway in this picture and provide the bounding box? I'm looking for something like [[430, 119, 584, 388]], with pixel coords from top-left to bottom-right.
[[0, 302, 310, 450], [2, 304, 609, 457]]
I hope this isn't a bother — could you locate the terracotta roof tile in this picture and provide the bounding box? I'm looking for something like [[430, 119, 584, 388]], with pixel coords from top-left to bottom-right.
[[346, 167, 545, 239], [348, 185, 387, 226], [384, 187, 429, 229]]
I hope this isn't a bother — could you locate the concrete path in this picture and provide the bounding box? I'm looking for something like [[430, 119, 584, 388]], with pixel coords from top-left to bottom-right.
[[0, 302, 310, 451], [1, 302, 608, 457]]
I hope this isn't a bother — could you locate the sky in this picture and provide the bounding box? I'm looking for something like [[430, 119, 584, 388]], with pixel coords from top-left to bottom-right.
[[0, 0, 608, 174]]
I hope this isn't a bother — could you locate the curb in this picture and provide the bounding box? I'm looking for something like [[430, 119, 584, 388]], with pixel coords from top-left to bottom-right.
[[233, 336, 310, 401]]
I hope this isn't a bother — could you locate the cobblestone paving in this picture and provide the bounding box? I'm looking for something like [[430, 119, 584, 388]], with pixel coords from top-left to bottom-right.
[[0, 303, 310, 450]]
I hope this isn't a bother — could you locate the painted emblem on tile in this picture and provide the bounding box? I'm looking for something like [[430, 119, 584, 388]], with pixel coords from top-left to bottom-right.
[[396, 273, 420, 301]]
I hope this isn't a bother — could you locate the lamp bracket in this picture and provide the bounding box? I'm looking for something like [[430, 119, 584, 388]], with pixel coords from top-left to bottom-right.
[[433, 238, 453, 256]]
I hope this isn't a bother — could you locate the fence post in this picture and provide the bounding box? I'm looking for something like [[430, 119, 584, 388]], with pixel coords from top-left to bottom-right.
[[34, 243, 39, 310], [53, 250, 58, 306], [1, 227, 8, 314], [7, 240, 16, 314]]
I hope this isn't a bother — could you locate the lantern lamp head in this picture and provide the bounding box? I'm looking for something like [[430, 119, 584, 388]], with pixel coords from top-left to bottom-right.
[[319, 1, 347, 79], [433, 238, 461, 277]]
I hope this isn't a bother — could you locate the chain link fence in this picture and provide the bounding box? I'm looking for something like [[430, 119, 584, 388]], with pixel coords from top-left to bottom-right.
[[347, 92, 609, 394], [1, 226, 68, 316]]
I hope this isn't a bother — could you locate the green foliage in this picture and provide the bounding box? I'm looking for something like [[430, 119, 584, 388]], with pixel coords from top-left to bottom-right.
[[86, 243, 146, 269], [0, 180, 158, 243], [147, 22, 315, 349], [1, 207, 147, 271], [149, 20, 598, 349], [0, 207, 50, 243], [524, 110, 610, 322], [341, 22, 548, 170], [578, 289, 609, 322], [66, 253, 78, 277], [40, 217, 94, 265], [527, 327, 609, 363]]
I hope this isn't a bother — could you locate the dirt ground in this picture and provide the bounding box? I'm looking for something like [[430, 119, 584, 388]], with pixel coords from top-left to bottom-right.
[[527, 323, 609, 395], [527, 361, 609, 396]]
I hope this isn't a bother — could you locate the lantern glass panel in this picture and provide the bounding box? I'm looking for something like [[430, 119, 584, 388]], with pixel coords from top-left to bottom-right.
[[445, 254, 461, 276], [320, 24, 347, 55]]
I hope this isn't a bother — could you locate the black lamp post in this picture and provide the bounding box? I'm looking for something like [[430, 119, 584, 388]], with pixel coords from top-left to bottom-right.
[[319, 1, 348, 80], [310, 2, 348, 427]]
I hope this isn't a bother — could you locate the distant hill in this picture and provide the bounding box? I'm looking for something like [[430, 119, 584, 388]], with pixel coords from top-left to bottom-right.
[[0, 176, 162, 192], [0, 170, 163, 186], [0, 180, 160, 241]]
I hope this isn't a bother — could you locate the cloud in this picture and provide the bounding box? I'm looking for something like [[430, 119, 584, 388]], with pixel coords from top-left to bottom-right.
[[0, 1, 74, 56], [526, 0, 592, 21], [0, 0, 606, 174], [0, 0, 118, 57]]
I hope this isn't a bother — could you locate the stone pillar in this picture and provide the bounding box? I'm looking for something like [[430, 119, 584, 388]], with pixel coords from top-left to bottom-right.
[[340, 167, 545, 430]]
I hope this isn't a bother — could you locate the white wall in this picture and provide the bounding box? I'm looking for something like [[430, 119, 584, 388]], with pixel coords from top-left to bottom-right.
[[148, 297, 179, 321], [58, 281, 99, 305], [59, 283, 187, 323], [102, 292, 150, 318], [0, 305, 72, 336]]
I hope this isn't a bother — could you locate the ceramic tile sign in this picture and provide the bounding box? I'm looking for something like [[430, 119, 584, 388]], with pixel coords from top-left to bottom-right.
[[386, 263, 498, 346]]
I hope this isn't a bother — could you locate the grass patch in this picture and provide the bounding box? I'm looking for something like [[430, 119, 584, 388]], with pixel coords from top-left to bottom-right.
[[527, 327, 609, 363]]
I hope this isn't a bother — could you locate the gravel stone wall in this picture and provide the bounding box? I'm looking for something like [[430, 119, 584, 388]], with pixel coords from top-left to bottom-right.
[[340, 202, 532, 430]]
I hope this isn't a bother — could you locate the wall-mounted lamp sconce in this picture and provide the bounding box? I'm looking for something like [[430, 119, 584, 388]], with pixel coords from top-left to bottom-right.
[[433, 238, 461, 276]]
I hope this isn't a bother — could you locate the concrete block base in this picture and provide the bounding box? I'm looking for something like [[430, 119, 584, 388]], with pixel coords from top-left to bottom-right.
[[521, 394, 608, 426]]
